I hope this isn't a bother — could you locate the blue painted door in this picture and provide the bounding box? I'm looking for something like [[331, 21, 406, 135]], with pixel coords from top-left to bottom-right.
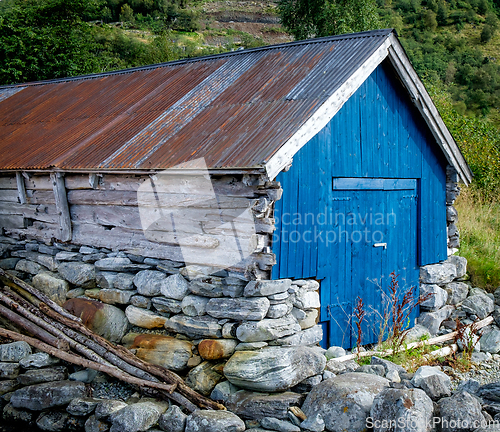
[[319, 178, 419, 348]]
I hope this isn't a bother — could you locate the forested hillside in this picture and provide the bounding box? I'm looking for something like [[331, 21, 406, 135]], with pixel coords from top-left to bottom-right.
[[0, 0, 499, 288]]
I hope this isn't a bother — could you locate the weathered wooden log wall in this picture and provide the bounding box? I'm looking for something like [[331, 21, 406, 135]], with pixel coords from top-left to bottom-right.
[[0, 172, 280, 277]]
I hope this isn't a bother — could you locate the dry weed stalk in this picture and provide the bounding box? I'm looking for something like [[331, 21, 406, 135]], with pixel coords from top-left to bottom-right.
[[353, 296, 366, 360]]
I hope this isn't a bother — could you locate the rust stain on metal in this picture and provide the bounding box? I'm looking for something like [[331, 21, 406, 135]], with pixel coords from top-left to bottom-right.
[[0, 31, 392, 171]]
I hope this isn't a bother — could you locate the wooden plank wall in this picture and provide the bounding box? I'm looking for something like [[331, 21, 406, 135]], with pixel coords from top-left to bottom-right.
[[0, 172, 277, 273]]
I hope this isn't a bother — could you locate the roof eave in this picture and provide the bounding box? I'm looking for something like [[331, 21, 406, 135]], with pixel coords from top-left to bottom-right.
[[264, 32, 473, 186]]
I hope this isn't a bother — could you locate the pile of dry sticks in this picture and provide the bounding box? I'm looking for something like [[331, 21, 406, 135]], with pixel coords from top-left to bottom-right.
[[0, 268, 225, 413]]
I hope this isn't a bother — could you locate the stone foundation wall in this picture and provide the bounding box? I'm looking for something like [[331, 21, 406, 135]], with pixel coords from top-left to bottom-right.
[[446, 165, 461, 255], [0, 235, 323, 396]]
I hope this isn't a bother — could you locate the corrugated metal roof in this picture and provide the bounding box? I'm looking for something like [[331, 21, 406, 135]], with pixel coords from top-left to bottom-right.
[[0, 29, 394, 171]]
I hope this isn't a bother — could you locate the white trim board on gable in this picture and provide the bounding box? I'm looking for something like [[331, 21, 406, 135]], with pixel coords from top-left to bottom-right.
[[264, 34, 472, 186]]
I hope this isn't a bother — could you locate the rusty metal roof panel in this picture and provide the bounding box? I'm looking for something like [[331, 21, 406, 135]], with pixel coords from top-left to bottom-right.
[[0, 29, 394, 171]]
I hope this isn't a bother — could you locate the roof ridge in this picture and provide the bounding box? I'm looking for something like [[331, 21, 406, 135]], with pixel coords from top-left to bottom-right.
[[0, 29, 394, 89]]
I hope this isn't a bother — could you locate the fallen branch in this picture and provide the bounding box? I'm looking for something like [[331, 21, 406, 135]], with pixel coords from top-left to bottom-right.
[[334, 316, 494, 362], [0, 327, 177, 395], [0, 268, 80, 323], [0, 277, 225, 412], [0, 303, 69, 351]]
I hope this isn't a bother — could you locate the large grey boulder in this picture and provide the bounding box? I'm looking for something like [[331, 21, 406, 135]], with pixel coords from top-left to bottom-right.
[[370, 387, 433, 432], [10, 380, 86, 411], [32, 272, 69, 305], [224, 346, 326, 392], [411, 366, 451, 400], [236, 314, 301, 342], [57, 262, 96, 288], [185, 410, 245, 432], [0, 341, 31, 362], [301, 373, 389, 432], [438, 391, 486, 432], [15, 259, 47, 275], [445, 282, 469, 305], [480, 330, 500, 354], [206, 297, 270, 320], [420, 284, 448, 311], [462, 294, 495, 319], [109, 401, 168, 432], [420, 262, 457, 284]]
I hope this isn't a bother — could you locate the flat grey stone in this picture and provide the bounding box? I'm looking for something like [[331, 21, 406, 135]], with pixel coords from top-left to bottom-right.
[[133, 270, 166, 297], [186, 361, 225, 396], [224, 346, 326, 392], [480, 329, 500, 353], [158, 404, 186, 432], [236, 314, 301, 342], [325, 346, 346, 359], [292, 288, 320, 309], [185, 410, 245, 432], [438, 390, 486, 432], [0, 379, 19, 395], [36, 410, 85, 431], [225, 391, 304, 420], [152, 296, 182, 314], [462, 294, 495, 319], [189, 279, 224, 298], [17, 366, 67, 385], [447, 255, 467, 278], [165, 314, 222, 338], [260, 417, 300, 432], [160, 274, 190, 300], [206, 297, 270, 320], [244, 279, 291, 297], [445, 282, 469, 305], [55, 251, 80, 262], [125, 305, 167, 329], [109, 401, 168, 432], [404, 324, 432, 343], [420, 284, 448, 311], [370, 387, 433, 432], [181, 295, 209, 316], [84, 415, 109, 432], [371, 356, 407, 375], [0, 362, 19, 379], [300, 412, 325, 432], [69, 368, 98, 383], [0, 341, 31, 362], [96, 257, 150, 272], [210, 380, 240, 403], [411, 366, 451, 400], [420, 262, 457, 284], [58, 262, 96, 288], [15, 259, 47, 275], [269, 325, 323, 346], [66, 397, 102, 416], [417, 305, 454, 335], [95, 400, 128, 420], [10, 380, 86, 411], [267, 302, 292, 319], [99, 289, 135, 305], [19, 352, 59, 369], [131, 295, 151, 309]]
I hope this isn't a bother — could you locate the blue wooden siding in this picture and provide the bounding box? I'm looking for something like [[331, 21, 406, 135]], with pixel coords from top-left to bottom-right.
[[272, 60, 447, 347]]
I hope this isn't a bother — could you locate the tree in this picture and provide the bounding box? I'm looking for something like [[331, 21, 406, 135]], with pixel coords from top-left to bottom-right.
[[278, 0, 381, 40], [0, 0, 106, 84], [423, 9, 438, 31], [481, 24, 493, 43]]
